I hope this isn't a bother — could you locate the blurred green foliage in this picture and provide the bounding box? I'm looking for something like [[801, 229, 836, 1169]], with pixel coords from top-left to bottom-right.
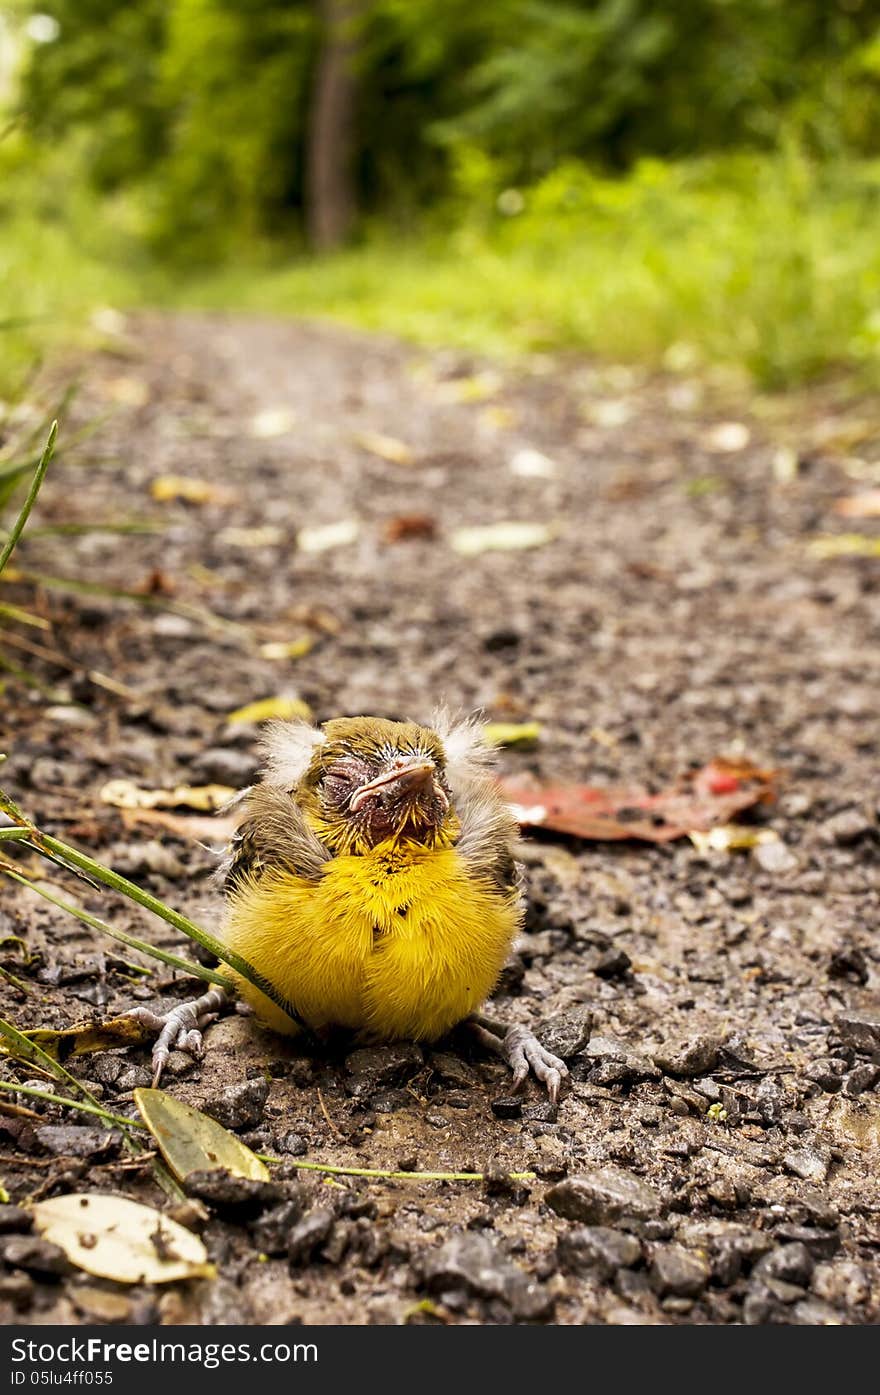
[[3, 0, 880, 388], [16, 0, 880, 254]]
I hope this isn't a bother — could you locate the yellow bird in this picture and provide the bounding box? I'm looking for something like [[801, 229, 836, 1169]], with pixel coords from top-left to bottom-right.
[[132, 713, 566, 1099]]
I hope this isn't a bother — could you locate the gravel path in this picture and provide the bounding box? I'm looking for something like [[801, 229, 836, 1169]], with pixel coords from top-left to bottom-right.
[[0, 312, 878, 1325]]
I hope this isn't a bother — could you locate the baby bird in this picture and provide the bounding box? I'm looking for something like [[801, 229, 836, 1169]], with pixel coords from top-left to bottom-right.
[[133, 713, 567, 1099]]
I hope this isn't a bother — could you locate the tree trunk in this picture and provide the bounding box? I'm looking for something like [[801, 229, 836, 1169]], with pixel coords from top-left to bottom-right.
[[306, 0, 361, 252]]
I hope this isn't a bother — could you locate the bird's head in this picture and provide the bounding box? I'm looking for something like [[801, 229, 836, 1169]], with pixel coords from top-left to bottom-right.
[[293, 716, 457, 853]]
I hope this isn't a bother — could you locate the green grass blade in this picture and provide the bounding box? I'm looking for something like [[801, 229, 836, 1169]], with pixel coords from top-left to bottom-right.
[[0, 796, 304, 1029], [0, 421, 57, 578], [4, 869, 234, 990], [0, 1014, 107, 1111], [0, 1079, 145, 1132]]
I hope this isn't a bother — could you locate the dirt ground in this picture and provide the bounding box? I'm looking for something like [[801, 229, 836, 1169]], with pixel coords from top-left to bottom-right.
[[0, 312, 878, 1325]]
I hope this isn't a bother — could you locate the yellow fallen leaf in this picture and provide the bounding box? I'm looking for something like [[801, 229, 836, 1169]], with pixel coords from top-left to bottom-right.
[[259, 636, 315, 660], [807, 533, 880, 559], [227, 696, 313, 725], [19, 1017, 154, 1061], [480, 406, 518, 432], [450, 522, 556, 556], [688, 825, 779, 854], [435, 371, 502, 404], [483, 722, 541, 748], [151, 476, 237, 506], [30, 1194, 214, 1285], [355, 431, 415, 466], [297, 520, 360, 553], [100, 780, 236, 811], [135, 1087, 269, 1184], [250, 408, 296, 439]]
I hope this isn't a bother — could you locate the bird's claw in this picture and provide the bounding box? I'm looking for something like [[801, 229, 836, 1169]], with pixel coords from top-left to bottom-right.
[[126, 988, 228, 1086], [501, 1024, 568, 1104]]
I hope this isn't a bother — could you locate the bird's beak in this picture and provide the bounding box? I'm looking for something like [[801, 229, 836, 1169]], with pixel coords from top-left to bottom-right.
[[349, 759, 446, 813]]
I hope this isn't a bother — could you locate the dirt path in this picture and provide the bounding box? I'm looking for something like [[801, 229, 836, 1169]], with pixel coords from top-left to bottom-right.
[[1, 312, 878, 1325]]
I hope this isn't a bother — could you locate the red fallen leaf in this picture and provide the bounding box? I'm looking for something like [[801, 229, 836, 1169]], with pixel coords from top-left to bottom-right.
[[382, 513, 438, 543], [500, 758, 777, 843], [833, 490, 880, 519]]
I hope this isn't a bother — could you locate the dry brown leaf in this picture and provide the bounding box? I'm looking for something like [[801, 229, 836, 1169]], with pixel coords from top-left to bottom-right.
[[100, 780, 236, 812], [833, 490, 880, 519], [383, 514, 437, 543], [501, 757, 777, 843]]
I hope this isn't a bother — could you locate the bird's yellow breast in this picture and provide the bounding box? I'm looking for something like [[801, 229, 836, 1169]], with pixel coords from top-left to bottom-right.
[[222, 840, 519, 1042]]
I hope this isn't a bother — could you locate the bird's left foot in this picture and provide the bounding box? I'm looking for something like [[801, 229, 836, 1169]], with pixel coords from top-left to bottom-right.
[[468, 1014, 568, 1103], [125, 988, 229, 1087]]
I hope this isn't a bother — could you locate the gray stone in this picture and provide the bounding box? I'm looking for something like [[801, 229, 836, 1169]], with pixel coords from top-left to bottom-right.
[[653, 1034, 722, 1077], [0, 1235, 71, 1276], [183, 1170, 285, 1214], [835, 1012, 880, 1054], [427, 1053, 478, 1089], [344, 1043, 424, 1095], [491, 1097, 522, 1120], [203, 1076, 269, 1131], [791, 1298, 843, 1325], [536, 1006, 593, 1059], [803, 1060, 845, 1092], [422, 1231, 553, 1320], [783, 1147, 830, 1183], [824, 808, 876, 846], [753, 1243, 814, 1287], [812, 1260, 871, 1308], [278, 1130, 308, 1156], [557, 1225, 641, 1278], [92, 1055, 124, 1085], [287, 1207, 335, 1263], [116, 1066, 153, 1092], [251, 1198, 306, 1256], [651, 1245, 710, 1298], [771, 1225, 839, 1261], [580, 1035, 660, 1084], [544, 1167, 661, 1225], [0, 1206, 32, 1235], [842, 1063, 880, 1097], [35, 1125, 120, 1158], [753, 840, 798, 874], [192, 747, 259, 786]]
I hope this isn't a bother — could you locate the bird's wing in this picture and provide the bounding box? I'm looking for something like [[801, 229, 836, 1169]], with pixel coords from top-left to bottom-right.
[[431, 709, 521, 895], [450, 772, 521, 896], [220, 783, 330, 894]]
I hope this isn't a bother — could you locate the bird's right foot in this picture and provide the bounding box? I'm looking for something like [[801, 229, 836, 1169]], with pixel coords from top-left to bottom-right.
[[125, 987, 229, 1086]]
